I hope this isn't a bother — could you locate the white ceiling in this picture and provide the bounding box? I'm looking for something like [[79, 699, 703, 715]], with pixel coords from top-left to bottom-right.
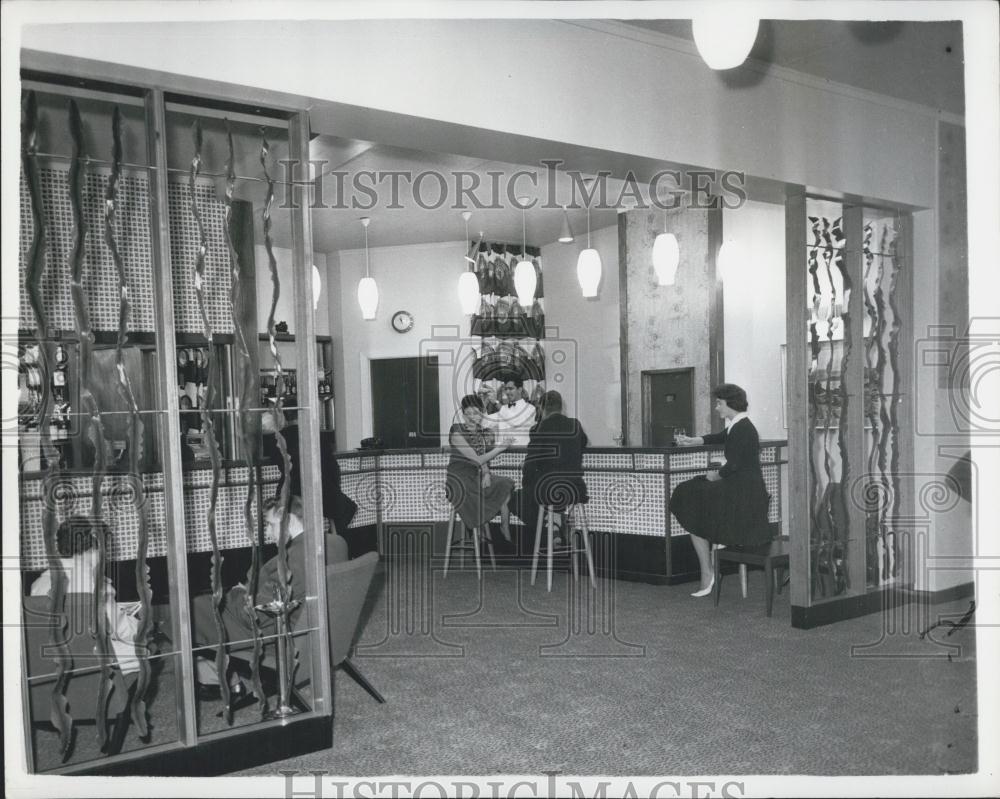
[[252, 19, 964, 255]]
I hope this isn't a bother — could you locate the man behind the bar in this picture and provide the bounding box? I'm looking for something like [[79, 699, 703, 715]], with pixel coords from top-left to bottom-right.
[[511, 390, 589, 554]]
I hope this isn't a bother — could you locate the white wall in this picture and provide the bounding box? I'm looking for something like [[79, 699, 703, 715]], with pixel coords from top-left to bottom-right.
[[541, 224, 621, 446], [722, 200, 787, 441], [22, 19, 941, 208], [330, 240, 469, 450]]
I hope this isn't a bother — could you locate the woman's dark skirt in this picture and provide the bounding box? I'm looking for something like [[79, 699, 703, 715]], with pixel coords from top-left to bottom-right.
[[668, 473, 772, 548]]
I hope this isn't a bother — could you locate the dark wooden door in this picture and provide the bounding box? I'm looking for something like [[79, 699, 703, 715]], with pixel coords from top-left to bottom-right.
[[371, 356, 440, 448], [642, 368, 694, 447]]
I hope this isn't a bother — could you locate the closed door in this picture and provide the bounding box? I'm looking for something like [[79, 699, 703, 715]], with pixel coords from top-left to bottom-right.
[[370, 356, 440, 448], [642, 369, 694, 447]]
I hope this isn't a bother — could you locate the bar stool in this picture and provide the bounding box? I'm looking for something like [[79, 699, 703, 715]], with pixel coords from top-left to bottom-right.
[[713, 532, 789, 617], [530, 503, 597, 592], [443, 508, 496, 579]]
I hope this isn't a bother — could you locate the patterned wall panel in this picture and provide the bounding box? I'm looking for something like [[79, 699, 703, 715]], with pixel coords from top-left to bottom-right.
[[167, 179, 234, 335], [341, 472, 378, 527], [583, 452, 634, 470], [19, 168, 155, 332], [633, 453, 665, 471], [584, 472, 665, 537], [380, 468, 450, 522]]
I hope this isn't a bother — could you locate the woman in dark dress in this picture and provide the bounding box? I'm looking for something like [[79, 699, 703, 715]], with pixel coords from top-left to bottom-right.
[[669, 384, 772, 596], [447, 394, 514, 541]]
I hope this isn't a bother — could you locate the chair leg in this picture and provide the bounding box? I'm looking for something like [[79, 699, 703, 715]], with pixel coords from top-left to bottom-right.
[[579, 505, 597, 588], [546, 506, 555, 592], [443, 510, 456, 576], [341, 658, 386, 704], [713, 553, 722, 606], [739, 564, 748, 599], [472, 525, 482, 579], [484, 526, 496, 571], [765, 559, 775, 617], [531, 507, 544, 585], [570, 510, 579, 583]]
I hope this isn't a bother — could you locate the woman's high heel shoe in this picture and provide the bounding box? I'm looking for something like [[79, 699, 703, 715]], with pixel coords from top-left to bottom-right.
[[691, 578, 715, 598]]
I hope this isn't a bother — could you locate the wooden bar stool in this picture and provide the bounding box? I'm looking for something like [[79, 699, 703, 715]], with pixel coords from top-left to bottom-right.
[[530, 503, 597, 592], [443, 508, 496, 579]]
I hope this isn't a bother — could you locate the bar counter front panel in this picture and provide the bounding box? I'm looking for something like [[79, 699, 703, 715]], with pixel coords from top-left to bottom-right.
[[333, 442, 788, 584]]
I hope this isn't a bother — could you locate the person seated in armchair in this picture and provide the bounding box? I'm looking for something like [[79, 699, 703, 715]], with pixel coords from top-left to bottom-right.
[[29, 515, 141, 673], [190, 494, 312, 698]]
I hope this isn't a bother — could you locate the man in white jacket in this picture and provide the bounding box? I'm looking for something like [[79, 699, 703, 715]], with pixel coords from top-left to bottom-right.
[[486, 377, 537, 446]]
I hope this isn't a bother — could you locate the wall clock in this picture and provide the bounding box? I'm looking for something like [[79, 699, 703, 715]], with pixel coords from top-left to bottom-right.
[[391, 310, 414, 333]]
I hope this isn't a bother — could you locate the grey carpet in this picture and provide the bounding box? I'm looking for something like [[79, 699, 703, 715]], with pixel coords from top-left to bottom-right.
[[238, 559, 977, 776], [27, 558, 977, 776]]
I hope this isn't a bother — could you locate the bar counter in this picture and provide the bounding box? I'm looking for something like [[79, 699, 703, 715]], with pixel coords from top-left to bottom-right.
[[334, 442, 788, 584], [19, 442, 787, 585]]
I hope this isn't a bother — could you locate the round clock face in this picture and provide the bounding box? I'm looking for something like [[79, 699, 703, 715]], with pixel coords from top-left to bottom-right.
[[391, 310, 414, 333]]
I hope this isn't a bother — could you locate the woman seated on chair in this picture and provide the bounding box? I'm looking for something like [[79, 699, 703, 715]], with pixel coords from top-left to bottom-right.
[[29, 516, 141, 672], [669, 383, 772, 597], [446, 393, 514, 543]]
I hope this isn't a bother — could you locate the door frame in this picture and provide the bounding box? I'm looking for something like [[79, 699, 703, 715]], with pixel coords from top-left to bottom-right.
[[641, 367, 695, 448]]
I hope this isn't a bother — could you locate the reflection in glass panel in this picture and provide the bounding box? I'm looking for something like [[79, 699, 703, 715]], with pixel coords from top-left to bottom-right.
[[862, 211, 903, 588]]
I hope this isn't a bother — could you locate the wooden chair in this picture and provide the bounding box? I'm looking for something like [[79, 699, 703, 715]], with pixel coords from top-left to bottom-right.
[[442, 508, 496, 579], [713, 534, 790, 617], [23, 594, 136, 760], [531, 503, 596, 592]]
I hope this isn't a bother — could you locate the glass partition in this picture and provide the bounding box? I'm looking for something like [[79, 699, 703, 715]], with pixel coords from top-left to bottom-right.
[[18, 73, 329, 774]]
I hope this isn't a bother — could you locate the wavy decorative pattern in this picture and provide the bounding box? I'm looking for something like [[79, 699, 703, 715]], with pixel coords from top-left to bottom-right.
[[863, 215, 903, 586], [67, 100, 124, 752], [806, 209, 849, 598], [224, 123, 266, 713], [189, 120, 231, 715], [259, 132, 298, 710], [22, 90, 75, 759], [103, 106, 153, 736]]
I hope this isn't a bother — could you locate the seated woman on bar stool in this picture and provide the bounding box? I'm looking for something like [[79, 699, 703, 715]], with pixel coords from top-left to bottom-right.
[[446, 394, 514, 544], [669, 383, 772, 597]]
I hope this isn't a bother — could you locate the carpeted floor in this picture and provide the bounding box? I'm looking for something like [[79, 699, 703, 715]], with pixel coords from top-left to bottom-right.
[[27, 554, 978, 776], [232, 556, 977, 777]]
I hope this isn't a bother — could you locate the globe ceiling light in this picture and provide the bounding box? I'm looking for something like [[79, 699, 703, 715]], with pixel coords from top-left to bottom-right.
[[692, 12, 759, 70]]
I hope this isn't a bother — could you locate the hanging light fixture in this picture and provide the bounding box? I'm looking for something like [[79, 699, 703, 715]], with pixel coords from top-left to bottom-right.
[[514, 197, 537, 308], [558, 207, 575, 244], [577, 181, 602, 297], [692, 11, 759, 70], [312, 264, 322, 310], [357, 217, 378, 320], [651, 209, 680, 286], [458, 211, 480, 315]]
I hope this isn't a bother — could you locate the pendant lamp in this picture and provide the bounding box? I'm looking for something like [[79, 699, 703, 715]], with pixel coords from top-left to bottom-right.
[[357, 217, 378, 320], [558, 207, 575, 243], [692, 11, 759, 70], [458, 211, 480, 314], [514, 198, 537, 308], [651, 210, 680, 286], [312, 264, 322, 310], [577, 187, 601, 297]]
